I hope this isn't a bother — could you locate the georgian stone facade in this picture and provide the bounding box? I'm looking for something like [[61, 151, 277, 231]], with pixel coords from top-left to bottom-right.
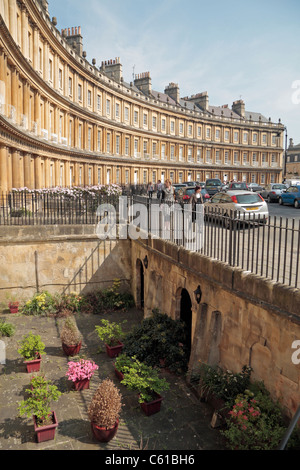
[[0, 0, 285, 193]]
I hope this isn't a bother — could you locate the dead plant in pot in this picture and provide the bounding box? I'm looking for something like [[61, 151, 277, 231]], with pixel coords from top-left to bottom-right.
[[88, 378, 123, 442], [60, 316, 82, 356]]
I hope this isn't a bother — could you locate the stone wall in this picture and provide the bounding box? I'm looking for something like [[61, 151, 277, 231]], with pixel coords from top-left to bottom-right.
[[131, 236, 300, 417], [0, 225, 132, 303]]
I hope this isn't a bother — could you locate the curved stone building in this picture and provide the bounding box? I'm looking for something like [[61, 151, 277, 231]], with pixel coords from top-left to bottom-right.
[[0, 0, 285, 193]]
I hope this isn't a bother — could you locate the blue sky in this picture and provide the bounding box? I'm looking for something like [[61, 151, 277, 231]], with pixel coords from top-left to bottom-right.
[[48, 0, 300, 144]]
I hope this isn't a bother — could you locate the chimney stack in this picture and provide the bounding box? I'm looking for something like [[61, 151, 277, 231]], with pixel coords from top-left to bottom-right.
[[164, 83, 180, 104], [134, 72, 152, 96]]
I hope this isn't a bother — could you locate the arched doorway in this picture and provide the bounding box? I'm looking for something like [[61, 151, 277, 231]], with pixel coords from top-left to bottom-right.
[[136, 259, 144, 309], [180, 288, 192, 360]]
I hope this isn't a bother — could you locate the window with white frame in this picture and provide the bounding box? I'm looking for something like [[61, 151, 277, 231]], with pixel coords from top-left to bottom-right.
[[179, 172, 183, 183], [143, 170, 147, 184], [188, 148, 193, 162], [98, 167, 101, 184], [97, 130, 101, 152], [206, 127, 211, 139], [170, 145, 175, 160], [234, 131, 239, 142], [125, 137, 129, 156], [88, 90, 92, 107], [152, 142, 157, 156], [97, 95, 101, 112], [134, 139, 138, 156], [125, 170, 129, 184], [88, 128, 92, 151], [143, 140, 147, 156], [161, 118, 166, 131], [197, 148, 201, 163], [243, 152, 248, 163], [188, 124, 192, 136], [125, 107, 129, 121], [134, 110, 138, 124], [225, 130, 229, 141], [243, 132, 248, 143], [143, 113, 147, 127], [116, 169, 120, 184], [224, 151, 229, 164], [115, 102, 120, 119], [179, 147, 183, 161], [253, 132, 257, 144], [152, 116, 157, 129], [78, 84, 82, 101], [107, 133, 111, 153], [206, 149, 211, 162], [161, 144, 166, 159], [215, 128, 220, 140], [106, 99, 111, 116], [170, 120, 175, 133], [234, 152, 238, 164], [197, 126, 202, 138], [116, 135, 120, 155], [179, 122, 184, 134]]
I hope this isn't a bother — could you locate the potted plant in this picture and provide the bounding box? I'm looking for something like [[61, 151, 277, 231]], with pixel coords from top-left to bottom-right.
[[88, 378, 122, 442], [114, 353, 135, 381], [18, 375, 61, 443], [120, 357, 170, 416], [60, 316, 82, 356], [8, 301, 19, 313], [66, 359, 99, 390], [95, 319, 126, 358], [18, 332, 46, 372]]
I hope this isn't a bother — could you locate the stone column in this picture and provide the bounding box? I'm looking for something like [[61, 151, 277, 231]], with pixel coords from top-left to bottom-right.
[[12, 149, 21, 189], [34, 155, 42, 189], [0, 145, 8, 193], [24, 153, 32, 189]]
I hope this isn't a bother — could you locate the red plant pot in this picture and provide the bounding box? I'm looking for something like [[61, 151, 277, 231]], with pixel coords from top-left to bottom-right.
[[62, 341, 82, 357], [24, 354, 42, 373], [114, 367, 124, 382], [33, 411, 58, 443], [73, 377, 90, 391], [9, 304, 19, 313], [91, 419, 119, 443], [140, 393, 163, 416], [105, 341, 124, 358]]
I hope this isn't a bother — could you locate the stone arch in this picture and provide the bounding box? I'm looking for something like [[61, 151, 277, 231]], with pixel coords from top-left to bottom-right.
[[249, 338, 273, 391], [136, 258, 144, 310], [207, 310, 222, 365], [180, 288, 193, 361]]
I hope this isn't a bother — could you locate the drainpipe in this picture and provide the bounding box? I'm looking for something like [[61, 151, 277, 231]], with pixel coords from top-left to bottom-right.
[[278, 406, 300, 450]]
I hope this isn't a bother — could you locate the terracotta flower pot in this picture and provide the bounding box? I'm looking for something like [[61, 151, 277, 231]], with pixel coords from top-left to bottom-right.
[[24, 353, 42, 373], [33, 411, 58, 443], [105, 341, 124, 358], [9, 302, 19, 313], [140, 393, 163, 416], [62, 341, 82, 357], [91, 419, 119, 443], [114, 367, 124, 382], [73, 377, 90, 391]]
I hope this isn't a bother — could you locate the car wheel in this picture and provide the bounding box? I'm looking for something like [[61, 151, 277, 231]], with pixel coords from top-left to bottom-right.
[[294, 199, 300, 209], [279, 197, 283, 205], [267, 195, 272, 203]]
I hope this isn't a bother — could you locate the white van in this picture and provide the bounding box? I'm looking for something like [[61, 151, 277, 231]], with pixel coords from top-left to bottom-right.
[[284, 179, 300, 187]]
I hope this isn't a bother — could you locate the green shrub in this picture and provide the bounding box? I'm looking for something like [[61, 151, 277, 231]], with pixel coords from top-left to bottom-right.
[[0, 320, 15, 337], [222, 387, 286, 450], [18, 332, 46, 361], [80, 279, 134, 314], [123, 310, 189, 373], [120, 356, 169, 403], [21, 291, 56, 316], [197, 363, 252, 408], [95, 319, 126, 346]]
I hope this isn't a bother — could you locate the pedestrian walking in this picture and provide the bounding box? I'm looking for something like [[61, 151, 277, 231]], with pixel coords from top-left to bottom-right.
[[189, 186, 204, 222], [147, 182, 154, 199], [157, 180, 163, 201]]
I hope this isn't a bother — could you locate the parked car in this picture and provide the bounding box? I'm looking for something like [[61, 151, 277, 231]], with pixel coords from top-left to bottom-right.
[[183, 181, 198, 187], [173, 184, 188, 199], [278, 185, 300, 208], [227, 182, 249, 191], [260, 183, 288, 203], [207, 190, 269, 224], [205, 178, 222, 196], [248, 183, 264, 192], [176, 186, 210, 206]]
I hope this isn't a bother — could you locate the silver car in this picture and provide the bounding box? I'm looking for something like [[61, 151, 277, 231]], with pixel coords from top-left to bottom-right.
[[207, 190, 269, 223], [260, 183, 287, 203]]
